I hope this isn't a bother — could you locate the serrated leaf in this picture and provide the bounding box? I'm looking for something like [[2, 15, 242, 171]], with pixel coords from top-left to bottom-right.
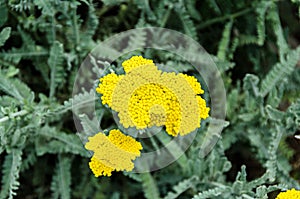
[[192, 186, 228, 199], [255, 1, 272, 45], [122, 28, 146, 53], [35, 125, 88, 157], [260, 47, 300, 97], [48, 41, 65, 98], [268, 6, 289, 60], [217, 20, 233, 61], [175, 3, 198, 40], [55, 89, 97, 115], [51, 155, 72, 199], [0, 72, 34, 102], [141, 173, 161, 199], [164, 176, 198, 199], [0, 149, 22, 199]]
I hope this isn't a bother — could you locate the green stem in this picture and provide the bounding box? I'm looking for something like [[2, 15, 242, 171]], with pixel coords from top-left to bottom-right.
[[51, 15, 56, 42], [0, 51, 48, 57], [198, 8, 252, 30], [160, 6, 172, 27], [242, 194, 255, 199], [72, 9, 80, 46]]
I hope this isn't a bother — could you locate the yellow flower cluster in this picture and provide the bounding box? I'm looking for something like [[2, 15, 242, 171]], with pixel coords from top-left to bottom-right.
[[96, 56, 210, 136], [276, 189, 300, 199], [122, 55, 154, 73], [85, 129, 142, 177], [96, 73, 123, 106]]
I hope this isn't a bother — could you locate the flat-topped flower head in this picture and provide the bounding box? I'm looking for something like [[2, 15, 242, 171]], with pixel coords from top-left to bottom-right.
[[276, 189, 300, 199], [96, 56, 210, 136], [85, 129, 142, 177]]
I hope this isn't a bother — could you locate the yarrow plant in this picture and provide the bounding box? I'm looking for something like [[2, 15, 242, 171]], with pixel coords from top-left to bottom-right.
[[1, 0, 299, 197], [276, 189, 300, 199]]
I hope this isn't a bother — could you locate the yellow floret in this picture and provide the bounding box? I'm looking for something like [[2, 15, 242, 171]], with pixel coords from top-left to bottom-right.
[[85, 129, 142, 177], [180, 73, 204, 94], [89, 156, 114, 177], [197, 96, 210, 119], [127, 83, 182, 136], [276, 189, 300, 199], [108, 129, 143, 155], [149, 104, 167, 126], [122, 55, 154, 73]]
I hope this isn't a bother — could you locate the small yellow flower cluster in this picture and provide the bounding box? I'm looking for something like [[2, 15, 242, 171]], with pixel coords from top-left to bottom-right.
[[89, 156, 114, 177], [122, 55, 154, 73], [85, 129, 142, 177], [96, 56, 210, 136], [276, 189, 300, 199], [95, 73, 123, 106]]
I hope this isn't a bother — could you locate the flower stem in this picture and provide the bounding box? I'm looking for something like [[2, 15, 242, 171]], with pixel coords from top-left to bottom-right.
[[160, 6, 172, 27]]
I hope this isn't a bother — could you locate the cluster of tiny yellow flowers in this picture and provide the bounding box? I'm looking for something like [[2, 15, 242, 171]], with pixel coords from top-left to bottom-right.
[[122, 55, 154, 73], [276, 189, 300, 199], [85, 129, 142, 177], [95, 73, 123, 106], [96, 56, 210, 136], [89, 156, 114, 177]]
